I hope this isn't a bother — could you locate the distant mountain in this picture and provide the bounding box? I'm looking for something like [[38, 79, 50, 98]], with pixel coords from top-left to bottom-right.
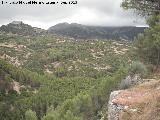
[[0, 21, 47, 36], [48, 23, 147, 40], [0, 21, 147, 40]]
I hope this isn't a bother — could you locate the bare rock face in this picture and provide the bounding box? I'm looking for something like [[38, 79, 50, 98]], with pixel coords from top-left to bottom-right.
[[108, 80, 160, 120], [108, 91, 124, 120], [119, 74, 143, 89]]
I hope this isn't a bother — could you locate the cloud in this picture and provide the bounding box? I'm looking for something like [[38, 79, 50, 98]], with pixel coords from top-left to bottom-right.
[[0, 0, 146, 29]]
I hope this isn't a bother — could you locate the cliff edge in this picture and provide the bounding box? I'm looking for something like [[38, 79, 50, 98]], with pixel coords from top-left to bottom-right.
[[108, 79, 160, 120]]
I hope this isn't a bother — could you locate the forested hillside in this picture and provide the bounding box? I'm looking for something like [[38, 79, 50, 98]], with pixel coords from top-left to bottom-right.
[[0, 23, 133, 120], [0, 0, 160, 119], [0, 58, 128, 120], [0, 33, 133, 78], [48, 23, 146, 40]]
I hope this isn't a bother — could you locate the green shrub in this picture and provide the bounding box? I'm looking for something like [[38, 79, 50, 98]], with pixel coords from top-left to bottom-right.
[[119, 61, 147, 89], [25, 110, 37, 120], [129, 61, 147, 77]]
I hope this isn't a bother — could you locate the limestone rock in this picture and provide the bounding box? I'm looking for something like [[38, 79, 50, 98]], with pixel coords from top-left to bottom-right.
[[108, 80, 160, 120]]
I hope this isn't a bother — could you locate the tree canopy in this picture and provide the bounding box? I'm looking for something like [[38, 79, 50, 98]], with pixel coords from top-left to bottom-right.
[[135, 15, 160, 68], [122, 0, 160, 69], [121, 0, 160, 16]]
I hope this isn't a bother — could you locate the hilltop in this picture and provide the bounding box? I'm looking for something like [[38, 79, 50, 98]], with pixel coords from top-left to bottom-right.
[[0, 21, 47, 36]]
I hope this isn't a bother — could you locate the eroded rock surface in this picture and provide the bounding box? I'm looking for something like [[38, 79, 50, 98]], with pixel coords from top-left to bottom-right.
[[108, 80, 160, 120]]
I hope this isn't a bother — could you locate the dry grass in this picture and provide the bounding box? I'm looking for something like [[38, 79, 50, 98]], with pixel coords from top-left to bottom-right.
[[113, 80, 160, 120]]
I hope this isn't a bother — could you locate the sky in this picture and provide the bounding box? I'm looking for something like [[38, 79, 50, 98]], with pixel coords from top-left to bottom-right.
[[0, 0, 147, 29]]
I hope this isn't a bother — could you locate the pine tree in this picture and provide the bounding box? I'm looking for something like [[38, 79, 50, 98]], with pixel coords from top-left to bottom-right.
[[121, 0, 160, 16], [135, 14, 160, 68]]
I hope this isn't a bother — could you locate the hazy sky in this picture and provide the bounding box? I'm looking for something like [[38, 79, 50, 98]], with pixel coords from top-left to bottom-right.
[[0, 0, 146, 29]]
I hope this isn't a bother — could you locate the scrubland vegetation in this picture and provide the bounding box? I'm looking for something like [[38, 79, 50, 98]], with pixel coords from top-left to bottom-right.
[[0, 33, 131, 120], [0, 0, 160, 119]]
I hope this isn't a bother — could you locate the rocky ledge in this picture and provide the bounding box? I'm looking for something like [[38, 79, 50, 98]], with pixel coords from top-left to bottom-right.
[[108, 80, 160, 120]]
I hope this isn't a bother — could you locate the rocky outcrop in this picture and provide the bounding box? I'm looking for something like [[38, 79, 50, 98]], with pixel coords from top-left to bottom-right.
[[108, 91, 124, 120], [0, 21, 46, 36], [108, 80, 160, 120], [119, 74, 143, 89]]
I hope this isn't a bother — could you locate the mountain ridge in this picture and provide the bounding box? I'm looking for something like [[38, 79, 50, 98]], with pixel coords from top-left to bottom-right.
[[48, 22, 147, 40], [0, 21, 147, 40]]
